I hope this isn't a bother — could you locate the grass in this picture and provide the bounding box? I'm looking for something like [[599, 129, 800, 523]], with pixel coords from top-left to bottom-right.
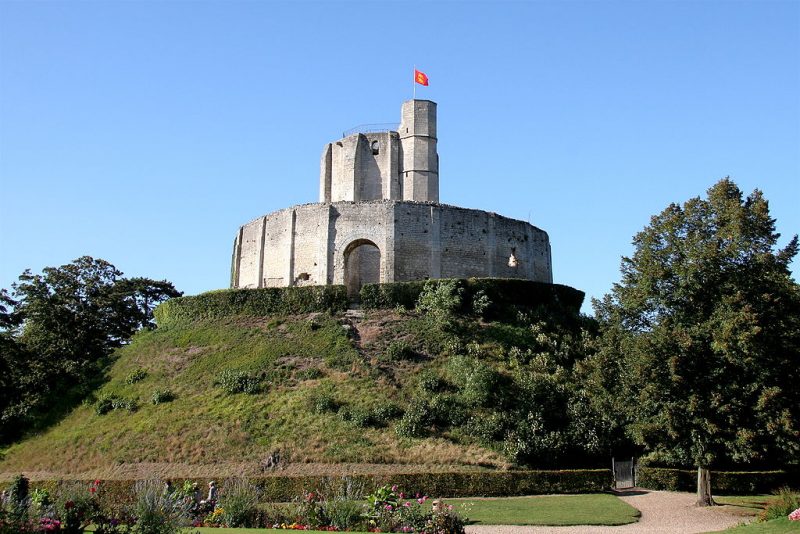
[[193, 530, 367, 534], [0, 311, 515, 477], [715, 495, 773, 517], [711, 517, 798, 533], [445, 493, 640, 526]]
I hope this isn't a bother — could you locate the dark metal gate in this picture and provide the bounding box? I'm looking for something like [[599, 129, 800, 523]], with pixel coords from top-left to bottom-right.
[[612, 457, 635, 489]]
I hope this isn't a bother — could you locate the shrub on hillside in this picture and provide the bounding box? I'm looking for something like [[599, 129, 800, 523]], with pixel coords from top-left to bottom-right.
[[471, 289, 491, 318], [339, 403, 403, 429], [124, 368, 147, 385], [150, 389, 175, 405], [216, 369, 260, 395], [395, 398, 433, 438], [308, 387, 339, 414], [417, 279, 464, 322], [383, 340, 415, 362], [95, 395, 138, 415]]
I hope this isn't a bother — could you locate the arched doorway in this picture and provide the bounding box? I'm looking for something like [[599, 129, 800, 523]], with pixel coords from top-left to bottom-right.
[[343, 239, 381, 299]]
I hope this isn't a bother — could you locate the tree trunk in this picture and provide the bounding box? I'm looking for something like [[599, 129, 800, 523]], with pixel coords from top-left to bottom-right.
[[696, 466, 716, 506]]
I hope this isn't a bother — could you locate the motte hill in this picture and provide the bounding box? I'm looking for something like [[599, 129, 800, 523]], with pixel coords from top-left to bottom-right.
[[0, 279, 596, 482]]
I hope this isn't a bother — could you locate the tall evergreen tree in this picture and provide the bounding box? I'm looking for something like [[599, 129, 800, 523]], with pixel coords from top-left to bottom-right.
[[590, 178, 800, 505]]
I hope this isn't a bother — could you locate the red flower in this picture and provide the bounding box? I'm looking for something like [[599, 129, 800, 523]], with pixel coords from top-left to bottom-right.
[[65, 500, 75, 509]]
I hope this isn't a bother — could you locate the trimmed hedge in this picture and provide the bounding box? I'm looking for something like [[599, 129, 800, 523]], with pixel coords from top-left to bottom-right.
[[23, 470, 611, 504], [360, 278, 585, 317], [153, 286, 349, 328], [637, 467, 799, 494]]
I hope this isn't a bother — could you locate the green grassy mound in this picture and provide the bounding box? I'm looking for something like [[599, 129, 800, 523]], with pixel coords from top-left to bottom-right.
[[0, 282, 601, 481]]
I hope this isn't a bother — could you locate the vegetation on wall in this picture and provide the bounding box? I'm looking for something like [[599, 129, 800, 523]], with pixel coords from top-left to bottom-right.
[[360, 278, 585, 319], [153, 285, 349, 328]]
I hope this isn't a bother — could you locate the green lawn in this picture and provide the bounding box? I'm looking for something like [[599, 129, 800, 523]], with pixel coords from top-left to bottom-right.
[[710, 517, 799, 533], [193, 530, 357, 534], [445, 493, 640, 526], [185, 493, 640, 531], [715, 495, 773, 517]]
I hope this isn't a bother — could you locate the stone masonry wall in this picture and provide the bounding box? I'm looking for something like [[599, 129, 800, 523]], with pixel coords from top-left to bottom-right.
[[231, 201, 552, 291]]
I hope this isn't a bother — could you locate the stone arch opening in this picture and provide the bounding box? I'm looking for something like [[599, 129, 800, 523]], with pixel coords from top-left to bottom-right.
[[343, 239, 381, 299]]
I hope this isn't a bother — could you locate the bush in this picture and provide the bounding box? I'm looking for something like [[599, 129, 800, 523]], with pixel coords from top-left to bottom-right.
[[216, 369, 260, 394], [360, 278, 585, 318], [23, 470, 612, 506], [95, 395, 138, 415], [153, 286, 349, 328], [395, 399, 433, 438], [129, 479, 190, 534], [339, 404, 403, 429], [417, 279, 464, 322], [760, 487, 800, 521], [637, 467, 798, 494], [125, 368, 147, 385], [320, 498, 364, 530], [417, 370, 447, 394], [150, 389, 175, 405], [8, 475, 29, 509], [308, 388, 339, 414], [447, 356, 500, 408], [383, 340, 415, 362], [295, 367, 324, 381], [218, 478, 260, 528], [465, 412, 509, 443], [472, 289, 491, 318]]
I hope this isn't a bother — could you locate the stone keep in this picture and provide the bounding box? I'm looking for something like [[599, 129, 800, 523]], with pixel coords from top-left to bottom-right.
[[231, 99, 553, 296]]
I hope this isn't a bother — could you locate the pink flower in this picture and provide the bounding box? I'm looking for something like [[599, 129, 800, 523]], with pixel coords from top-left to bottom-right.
[[403, 501, 411, 507], [399, 492, 405, 499], [417, 498, 424, 504], [789, 507, 800, 521], [391, 485, 398, 492], [384, 504, 393, 510]]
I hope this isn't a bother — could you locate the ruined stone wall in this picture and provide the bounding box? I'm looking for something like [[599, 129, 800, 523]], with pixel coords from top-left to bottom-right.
[[231, 201, 552, 291]]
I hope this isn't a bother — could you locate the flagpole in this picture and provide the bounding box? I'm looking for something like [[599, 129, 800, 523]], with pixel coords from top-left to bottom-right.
[[413, 65, 416, 100]]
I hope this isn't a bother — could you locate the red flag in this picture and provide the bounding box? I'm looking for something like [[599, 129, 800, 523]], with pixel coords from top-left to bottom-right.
[[414, 69, 429, 86]]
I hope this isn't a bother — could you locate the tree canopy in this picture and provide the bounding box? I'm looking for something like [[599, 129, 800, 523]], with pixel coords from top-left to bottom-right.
[[0, 256, 181, 441], [589, 178, 800, 503]]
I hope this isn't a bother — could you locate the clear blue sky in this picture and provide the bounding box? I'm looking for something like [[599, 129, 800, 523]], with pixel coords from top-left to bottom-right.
[[1, 0, 798, 314]]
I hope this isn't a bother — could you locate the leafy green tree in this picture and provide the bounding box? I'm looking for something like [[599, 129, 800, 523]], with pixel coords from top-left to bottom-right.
[[0, 256, 181, 441], [591, 179, 800, 505]]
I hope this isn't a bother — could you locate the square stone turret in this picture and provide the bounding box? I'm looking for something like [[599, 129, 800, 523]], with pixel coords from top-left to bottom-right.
[[319, 99, 439, 203]]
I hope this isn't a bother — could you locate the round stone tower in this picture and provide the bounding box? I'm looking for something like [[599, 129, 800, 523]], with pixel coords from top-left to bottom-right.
[[231, 98, 553, 295]]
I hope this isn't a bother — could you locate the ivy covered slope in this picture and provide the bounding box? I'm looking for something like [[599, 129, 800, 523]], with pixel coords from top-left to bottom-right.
[[0, 279, 613, 480]]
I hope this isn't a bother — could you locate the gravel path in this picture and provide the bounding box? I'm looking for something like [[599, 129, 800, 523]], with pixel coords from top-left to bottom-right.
[[465, 490, 752, 534]]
